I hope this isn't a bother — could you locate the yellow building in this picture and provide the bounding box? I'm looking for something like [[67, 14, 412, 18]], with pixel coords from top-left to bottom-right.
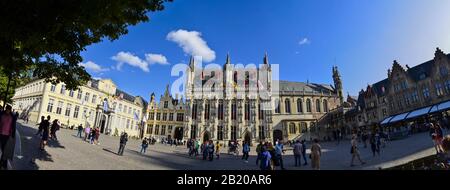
[[145, 85, 185, 142], [12, 78, 147, 138]]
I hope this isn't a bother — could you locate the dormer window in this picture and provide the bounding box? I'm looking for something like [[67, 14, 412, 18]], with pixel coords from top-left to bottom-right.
[[164, 101, 168, 108]]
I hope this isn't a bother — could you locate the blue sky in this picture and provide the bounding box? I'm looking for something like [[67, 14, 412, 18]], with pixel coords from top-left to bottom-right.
[[80, 0, 450, 101]]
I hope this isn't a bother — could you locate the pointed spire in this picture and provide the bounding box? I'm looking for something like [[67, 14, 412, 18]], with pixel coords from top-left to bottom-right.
[[164, 84, 170, 96], [263, 52, 269, 64], [189, 56, 195, 70], [226, 52, 231, 65]]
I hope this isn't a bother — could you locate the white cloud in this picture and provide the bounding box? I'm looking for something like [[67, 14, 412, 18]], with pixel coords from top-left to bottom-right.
[[79, 61, 109, 73], [299, 38, 311, 45], [145, 53, 169, 65], [167, 29, 216, 62], [111, 52, 150, 72]]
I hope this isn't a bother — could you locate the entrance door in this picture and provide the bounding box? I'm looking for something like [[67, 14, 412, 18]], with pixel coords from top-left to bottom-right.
[[174, 127, 183, 140], [100, 115, 106, 133], [273, 130, 283, 144], [203, 131, 211, 142], [244, 132, 251, 144]]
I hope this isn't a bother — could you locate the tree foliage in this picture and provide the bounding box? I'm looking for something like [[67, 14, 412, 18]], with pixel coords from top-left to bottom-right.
[[0, 0, 172, 91]]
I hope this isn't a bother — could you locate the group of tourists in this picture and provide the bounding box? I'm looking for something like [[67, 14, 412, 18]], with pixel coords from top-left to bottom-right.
[[256, 140, 288, 170], [36, 115, 61, 151], [78, 124, 100, 145]]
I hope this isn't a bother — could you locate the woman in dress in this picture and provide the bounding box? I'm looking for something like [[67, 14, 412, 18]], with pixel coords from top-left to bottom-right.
[[310, 139, 322, 170]]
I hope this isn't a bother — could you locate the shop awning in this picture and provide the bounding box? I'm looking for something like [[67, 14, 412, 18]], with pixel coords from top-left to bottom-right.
[[380, 116, 393, 125], [388, 112, 410, 124], [438, 100, 450, 112], [429, 105, 439, 114], [405, 106, 432, 120]]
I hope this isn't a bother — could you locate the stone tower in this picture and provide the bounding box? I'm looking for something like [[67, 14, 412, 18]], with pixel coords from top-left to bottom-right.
[[332, 66, 344, 104]]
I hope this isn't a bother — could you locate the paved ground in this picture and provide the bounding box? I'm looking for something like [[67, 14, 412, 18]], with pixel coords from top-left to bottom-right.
[[10, 120, 444, 170]]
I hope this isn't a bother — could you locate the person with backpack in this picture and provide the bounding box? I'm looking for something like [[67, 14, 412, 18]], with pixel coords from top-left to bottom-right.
[[242, 141, 250, 163], [260, 145, 272, 170]]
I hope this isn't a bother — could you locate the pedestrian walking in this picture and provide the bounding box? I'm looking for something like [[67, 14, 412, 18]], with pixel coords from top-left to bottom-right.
[[89, 128, 95, 144], [140, 137, 149, 154], [310, 139, 321, 170], [260, 145, 272, 170], [242, 141, 250, 163], [370, 133, 379, 157], [40, 116, 51, 151], [301, 140, 308, 165], [255, 141, 263, 166], [215, 141, 221, 159], [94, 127, 100, 145], [0, 105, 18, 170], [84, 125, 91, 142], [293, 140, 303, 167], [118, 132, 128, 156], [208, 140, 215, 161], [35, 116, 45, 136], [350, 135, 366, 167], [50, 119, 60, 141], [274, 140, 285, 170], [77, 124, 83, 138], [435, 123, 444, 153]]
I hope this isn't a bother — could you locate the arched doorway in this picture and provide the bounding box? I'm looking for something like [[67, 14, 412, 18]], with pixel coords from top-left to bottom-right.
[[100, 114, 106, 133], [273, 130, 283, 144], [244, 131, 251, 145], [202, 131, 211, 142], [174, 127, 183, 141]]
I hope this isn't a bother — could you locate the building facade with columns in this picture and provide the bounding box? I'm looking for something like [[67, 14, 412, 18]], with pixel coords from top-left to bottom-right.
[[184, 54, 273, 145], [12, 78, 146, 138], [145, 86, 186, 142]]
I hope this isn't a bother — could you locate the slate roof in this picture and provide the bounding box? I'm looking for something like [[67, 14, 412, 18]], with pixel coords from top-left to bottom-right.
[[115, 89, 136, 102], [277, 80, 335, 94]]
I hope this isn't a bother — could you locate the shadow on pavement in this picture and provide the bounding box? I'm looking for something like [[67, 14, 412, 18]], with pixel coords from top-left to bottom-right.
[[47, 139, 65, 149], [103, 148, 118, 155]]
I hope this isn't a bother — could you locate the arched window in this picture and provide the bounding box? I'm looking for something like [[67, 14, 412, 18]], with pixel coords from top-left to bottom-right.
[[297, 98, 303, 113], [285, 99, 291, 113], [316, 99, 321, 112], [275, 98, 280, 113], [323, 99, 328, 112], [289, 123, 296, 134], [306, 99, 312, 112]]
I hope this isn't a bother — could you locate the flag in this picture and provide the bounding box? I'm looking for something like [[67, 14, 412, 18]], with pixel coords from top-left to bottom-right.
[[142, 113, 148, 122], [103, 99, 109, 112], [134, 111, 139, 121]]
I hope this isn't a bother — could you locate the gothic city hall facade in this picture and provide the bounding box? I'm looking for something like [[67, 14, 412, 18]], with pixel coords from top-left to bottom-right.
[[184, 54, 274, 144]]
